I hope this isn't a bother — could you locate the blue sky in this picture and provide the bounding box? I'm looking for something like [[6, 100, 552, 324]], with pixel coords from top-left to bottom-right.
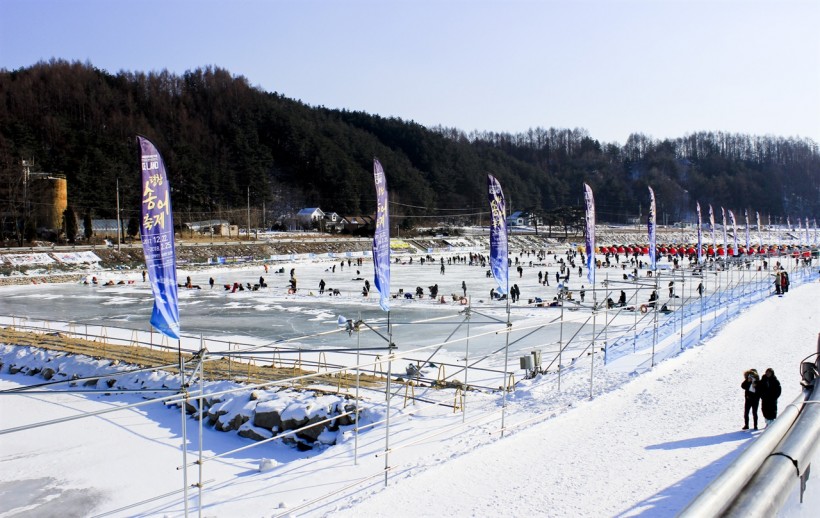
[[1, 0, 817, 145]]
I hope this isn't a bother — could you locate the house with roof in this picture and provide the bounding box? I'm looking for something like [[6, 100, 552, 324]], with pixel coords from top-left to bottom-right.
[[506, 211, 529, 227], [342, 215, 374, 234], [182, 219, 237, 237], [296, 208, 325, 228], [79, 219, 124, 238]]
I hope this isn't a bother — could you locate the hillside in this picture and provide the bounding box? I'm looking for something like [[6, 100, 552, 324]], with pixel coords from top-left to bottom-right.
[[1, 60, 818, 236]]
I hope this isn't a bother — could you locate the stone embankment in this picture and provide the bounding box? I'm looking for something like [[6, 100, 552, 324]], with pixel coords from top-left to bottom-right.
[[0, 330, 371, 450]]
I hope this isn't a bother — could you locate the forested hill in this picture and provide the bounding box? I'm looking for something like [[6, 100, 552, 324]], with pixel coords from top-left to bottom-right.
[[1, 60, 818, 224]]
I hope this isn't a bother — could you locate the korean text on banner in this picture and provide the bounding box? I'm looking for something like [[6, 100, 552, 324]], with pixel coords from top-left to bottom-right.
[[372, 159, 390, 312], [696, 202, 702, 264], [487, 174, 508, 296], [648, 186, 657, 270], [137, 136, 180, 339], [583, 183, 595, 285]]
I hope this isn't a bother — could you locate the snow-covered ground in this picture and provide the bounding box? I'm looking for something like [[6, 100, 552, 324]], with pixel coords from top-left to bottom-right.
[[1, 247, 819, 517]]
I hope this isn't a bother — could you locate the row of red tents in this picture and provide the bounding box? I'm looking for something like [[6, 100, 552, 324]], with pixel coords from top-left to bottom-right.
[[595, 245, 816, 257]]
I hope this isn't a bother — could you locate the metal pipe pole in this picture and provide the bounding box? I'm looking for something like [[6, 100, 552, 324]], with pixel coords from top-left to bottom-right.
[[500, 263, 512, 438], [590, 302, 596, 399], [116, 178, 121, 251], [179, 340, 190, 517], [197, 341, 205, 518], [652, 275, 659, 367], [558, 293, 565, 392], [384, 312, 393, 487], [463, 299, 471, 423], [354, 311, 361, 465]]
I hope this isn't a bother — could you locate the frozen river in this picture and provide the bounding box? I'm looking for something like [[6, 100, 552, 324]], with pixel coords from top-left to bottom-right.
[[0, 255, 583, 355], [0, 250, 792, 375]]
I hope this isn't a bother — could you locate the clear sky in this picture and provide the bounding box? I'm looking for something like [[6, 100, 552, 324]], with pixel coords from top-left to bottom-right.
[[1, 0, 818, 145]]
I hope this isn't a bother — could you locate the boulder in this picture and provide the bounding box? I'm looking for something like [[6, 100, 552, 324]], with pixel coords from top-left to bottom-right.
[[216, 413, 248, 432], [281, 415, 308, 432], [336, 403, 360, 427], [41, 367, 56, 380], [238, 425, 273, 442], [253, 408, 282, 430], [295, 415, 327, 442]]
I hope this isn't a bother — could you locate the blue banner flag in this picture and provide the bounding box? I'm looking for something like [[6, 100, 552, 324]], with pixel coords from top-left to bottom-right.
[[137, 136, 180, 339], [372, 159, 391, 312], [756, 212, 762, 246], [744, 210, 751, 250], [487, 174, 508, 297], [721, 207, 728, 254], [709, 204, 716, 249], [729, 210, 738, 255], [806, 217, 811, 245], [583, 183, 595, 285], [648, 187, 657, 270], [696, 202, 702, 264]]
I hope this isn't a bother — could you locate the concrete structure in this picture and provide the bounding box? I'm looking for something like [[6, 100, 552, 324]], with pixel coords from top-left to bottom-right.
[[28, 174, 68, 231]]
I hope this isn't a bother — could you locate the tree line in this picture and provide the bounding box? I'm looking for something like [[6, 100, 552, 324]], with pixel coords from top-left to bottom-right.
[[0, 60, 817, 241]]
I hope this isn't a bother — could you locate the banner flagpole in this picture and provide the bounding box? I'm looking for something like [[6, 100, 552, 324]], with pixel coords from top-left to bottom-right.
[[487, 174, 510, 437], [137, 135, 185, 514], [371, 159, 393, 487]]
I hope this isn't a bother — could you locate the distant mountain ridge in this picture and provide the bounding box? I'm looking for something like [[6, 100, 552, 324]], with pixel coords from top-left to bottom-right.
[[1, 60, 817, 228]]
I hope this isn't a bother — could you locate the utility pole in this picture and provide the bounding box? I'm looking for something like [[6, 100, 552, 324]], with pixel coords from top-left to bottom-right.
[[246, 186, 251, 241], [115, 177, 121, 250]]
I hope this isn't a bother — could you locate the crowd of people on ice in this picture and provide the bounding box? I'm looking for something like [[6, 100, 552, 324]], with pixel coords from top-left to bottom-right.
[[78, 246, 811, 313]]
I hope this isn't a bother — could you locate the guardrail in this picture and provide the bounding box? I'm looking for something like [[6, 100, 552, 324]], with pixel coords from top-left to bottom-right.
[[680, 333, 820, 517]]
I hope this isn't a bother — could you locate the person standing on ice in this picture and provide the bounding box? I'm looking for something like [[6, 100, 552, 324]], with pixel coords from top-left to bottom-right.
[[758, 368, 782, 426], [741, 369, 761, 430], [318, 279, 326, 295], [461, 281, 467, 297]]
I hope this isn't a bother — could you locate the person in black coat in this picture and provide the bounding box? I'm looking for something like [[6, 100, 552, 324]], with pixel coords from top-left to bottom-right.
[[741, 368, 761, 430], [758, 368, 782, 426]]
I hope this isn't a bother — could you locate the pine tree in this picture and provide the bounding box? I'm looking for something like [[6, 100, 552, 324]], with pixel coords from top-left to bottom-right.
[[83, 212, 93, 240], [64, 207, 78, 244]]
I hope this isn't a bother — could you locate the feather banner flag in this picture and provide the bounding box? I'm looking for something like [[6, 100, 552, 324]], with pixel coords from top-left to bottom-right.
[[709, 204, 716, 249], [488, 174, 508, 297], [583, 183, 595, 285], [137, 136, 180, 339], [806, 217, 811, 246], [721, 207, 728, 256], [744, 210, 750, 250], [648, 187, 657, 270], [729, 210, 739, 255], [756, 212, 762, 246], [696, 202, 702, 264], [372, 159, 390, 312]]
